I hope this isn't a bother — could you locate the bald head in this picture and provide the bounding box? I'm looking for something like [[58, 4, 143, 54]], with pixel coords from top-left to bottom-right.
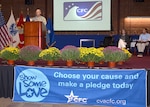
[[35, 9, 42, 17]]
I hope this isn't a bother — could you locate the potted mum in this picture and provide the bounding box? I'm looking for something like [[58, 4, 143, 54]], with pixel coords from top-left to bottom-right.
[[122, 48, 132, 61], [79, 47, 104, 67], [0, 47, 19, 65], [97, 47, 105, 64], [61, 45, 80, 67], [19, 45, 41, 66], [103, 46, 126, 68], [39, 47, 61, 66]]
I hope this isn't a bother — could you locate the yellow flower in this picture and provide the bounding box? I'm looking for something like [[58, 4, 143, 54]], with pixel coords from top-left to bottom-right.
[[78, 47, 104, 62], [122, 48, 132, 58], [0, 47, 19, 60], [39, 47, 60, 61], [97, 47, 104, 51]]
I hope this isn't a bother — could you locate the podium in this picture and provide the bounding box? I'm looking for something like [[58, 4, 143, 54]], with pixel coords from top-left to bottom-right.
[[24, 21, 45, 49]]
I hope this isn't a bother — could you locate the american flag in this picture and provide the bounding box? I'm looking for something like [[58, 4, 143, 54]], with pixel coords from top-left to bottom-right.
[[0, 11, 11, 48], [81, 1, 102, 20]]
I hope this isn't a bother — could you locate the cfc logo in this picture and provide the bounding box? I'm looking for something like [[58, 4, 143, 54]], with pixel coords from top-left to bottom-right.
[[64, 1, 102, 21], [65, 90, 88, 103]]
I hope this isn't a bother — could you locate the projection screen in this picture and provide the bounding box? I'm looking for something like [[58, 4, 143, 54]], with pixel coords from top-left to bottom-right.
[[53, 0, 111, 31]]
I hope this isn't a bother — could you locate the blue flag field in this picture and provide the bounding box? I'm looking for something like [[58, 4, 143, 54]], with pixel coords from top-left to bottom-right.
[[46, 18, 54, 47]]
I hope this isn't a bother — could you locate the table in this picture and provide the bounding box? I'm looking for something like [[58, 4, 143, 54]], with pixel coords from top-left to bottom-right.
[[0, 65, 14, 98]]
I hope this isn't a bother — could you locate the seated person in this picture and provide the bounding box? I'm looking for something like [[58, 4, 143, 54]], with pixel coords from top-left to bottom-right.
[[118, 29, 130, 49], [136, 28, 150, 57]]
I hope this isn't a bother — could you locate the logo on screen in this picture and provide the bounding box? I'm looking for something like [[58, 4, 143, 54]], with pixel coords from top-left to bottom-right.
[[65, 90, 88, 104], [64, 1, 102, 21], [16, 69, 50, 102]]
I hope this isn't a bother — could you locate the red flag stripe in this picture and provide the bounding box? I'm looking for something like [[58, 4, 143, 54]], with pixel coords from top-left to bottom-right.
[[1, 26, 10, 44], [0, 27, 8, 46], [0, 25, 11, 47], [0, 30, 6, 47], [3, 25, 11, 42]]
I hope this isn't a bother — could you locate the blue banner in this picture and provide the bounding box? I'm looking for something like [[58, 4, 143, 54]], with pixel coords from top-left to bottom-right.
[[13, 66, 147, 107]]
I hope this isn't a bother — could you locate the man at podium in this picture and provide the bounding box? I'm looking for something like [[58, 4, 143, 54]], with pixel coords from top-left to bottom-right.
[[29, 8, 47, 48], [32, 8, 46, 26]]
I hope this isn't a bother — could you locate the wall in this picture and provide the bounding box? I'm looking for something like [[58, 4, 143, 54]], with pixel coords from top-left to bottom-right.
[[1, 0, 150, 35], [119, 0, 150, 34], [0, 0, 47, 21]]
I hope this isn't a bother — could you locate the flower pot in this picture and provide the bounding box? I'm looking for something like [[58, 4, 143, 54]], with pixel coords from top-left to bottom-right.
[[118, 61, 124, 65], [88, 61, 94, 68], [27, 61, 35, 66], [80, 62, 86, 64], [66, 60, 73, 67], [108, 62, 116, 68], [99, 61, 104, 65], [7, 60, 15, 65], [0, 58, 2, 64], [47, 60, 54, 66]]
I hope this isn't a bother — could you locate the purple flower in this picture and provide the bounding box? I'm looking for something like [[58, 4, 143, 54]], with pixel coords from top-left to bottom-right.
[[20, 45, 42, 61], [61, 45, 79, 53], [60, 45, 80, 61], [103, 46, 122, 53]]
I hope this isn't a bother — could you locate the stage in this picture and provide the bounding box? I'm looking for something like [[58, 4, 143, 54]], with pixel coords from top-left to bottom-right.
[[0, 55, 150, 107], [109, 55, 150, 70], [4, 55, 149, 70]]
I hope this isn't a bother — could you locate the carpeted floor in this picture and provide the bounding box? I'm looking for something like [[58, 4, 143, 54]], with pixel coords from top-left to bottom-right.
[[113, 55, 150, 69]]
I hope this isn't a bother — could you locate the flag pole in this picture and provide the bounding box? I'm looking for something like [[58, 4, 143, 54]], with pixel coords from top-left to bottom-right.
[[27, 8, 30, 15], [10, 6, 13, 12], [10, 7, 14, 47], [20, 10, 23, 14], [0, 4, 1, 11]]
